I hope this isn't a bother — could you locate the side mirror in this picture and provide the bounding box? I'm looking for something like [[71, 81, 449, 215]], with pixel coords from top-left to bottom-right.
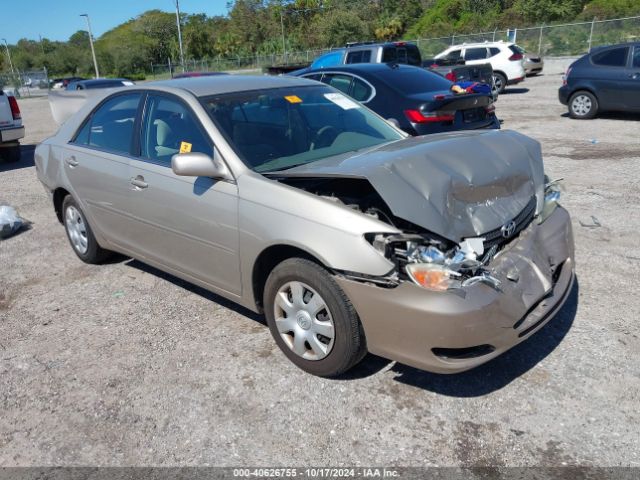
[[171, 151, 231, 180]]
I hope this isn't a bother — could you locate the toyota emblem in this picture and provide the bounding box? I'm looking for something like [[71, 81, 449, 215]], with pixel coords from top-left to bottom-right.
[[501, 220, 517, 238]]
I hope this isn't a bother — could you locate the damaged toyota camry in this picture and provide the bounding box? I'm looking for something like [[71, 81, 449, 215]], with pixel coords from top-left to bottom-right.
[[35, 75, 574, 377]]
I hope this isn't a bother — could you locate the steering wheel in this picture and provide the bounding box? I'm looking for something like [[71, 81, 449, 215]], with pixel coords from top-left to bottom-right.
[[311, 126, 339, 150]]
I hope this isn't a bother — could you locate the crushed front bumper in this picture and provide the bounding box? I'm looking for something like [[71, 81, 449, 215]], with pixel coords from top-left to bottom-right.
[[336, 206, 575, 374]]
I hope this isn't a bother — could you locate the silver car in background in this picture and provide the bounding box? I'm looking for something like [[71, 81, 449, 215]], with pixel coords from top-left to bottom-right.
[[35, 75, 574, 377]]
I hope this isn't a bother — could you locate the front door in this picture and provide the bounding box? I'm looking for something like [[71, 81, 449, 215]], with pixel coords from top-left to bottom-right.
[[126, 93, 241, 296]]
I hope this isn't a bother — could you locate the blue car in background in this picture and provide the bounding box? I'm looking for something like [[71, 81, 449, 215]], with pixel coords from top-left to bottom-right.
[[292, 63, 499, 136], [559, 42, 640, 119]]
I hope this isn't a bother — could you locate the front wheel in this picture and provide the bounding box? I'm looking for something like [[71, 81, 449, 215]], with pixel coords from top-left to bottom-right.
[[569, 91, 598, 119], [263, 258, 366, 377]]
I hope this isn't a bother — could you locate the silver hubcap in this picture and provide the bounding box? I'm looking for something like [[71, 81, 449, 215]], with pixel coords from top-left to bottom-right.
[[273, 281, 335, 361], [493, 75, 503, 91], [571, 95, 592, 116], [65, 205, 88, 254]]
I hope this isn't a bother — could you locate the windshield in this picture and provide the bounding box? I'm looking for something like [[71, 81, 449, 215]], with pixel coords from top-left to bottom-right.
[[201, 85, 404, 173]]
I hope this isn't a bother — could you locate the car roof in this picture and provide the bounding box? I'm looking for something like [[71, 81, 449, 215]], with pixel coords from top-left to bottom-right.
[[147, 74, 316, 97], [74, 78, 128, 85], [447, 41, 513, 49]]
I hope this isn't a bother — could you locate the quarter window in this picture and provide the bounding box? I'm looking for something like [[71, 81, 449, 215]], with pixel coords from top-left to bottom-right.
[[351, 78, 373, 102], [141, 95, 211, 165], [72, 93, 141, 154], [592, 47, 629, 67], [489, 47, 501, 57], [633, 47, 640, 68]]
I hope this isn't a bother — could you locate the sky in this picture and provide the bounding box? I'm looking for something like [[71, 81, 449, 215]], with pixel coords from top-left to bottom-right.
[[0, 0, 230, 44]]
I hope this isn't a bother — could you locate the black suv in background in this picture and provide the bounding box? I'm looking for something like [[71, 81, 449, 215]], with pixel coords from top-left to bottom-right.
[[559, 42, 640, 118]]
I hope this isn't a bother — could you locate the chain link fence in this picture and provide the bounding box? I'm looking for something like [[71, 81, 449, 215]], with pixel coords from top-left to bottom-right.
[[149, 15, 639, 75], [0, 68, 49, 97]]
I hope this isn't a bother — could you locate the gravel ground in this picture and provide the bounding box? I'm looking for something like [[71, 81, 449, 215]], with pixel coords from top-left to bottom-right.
[[1, 73, 639, 468]]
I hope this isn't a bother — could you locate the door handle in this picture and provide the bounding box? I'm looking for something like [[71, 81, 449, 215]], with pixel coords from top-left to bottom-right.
[[65, 156, 79, 168], [130, 175, 148, 189]]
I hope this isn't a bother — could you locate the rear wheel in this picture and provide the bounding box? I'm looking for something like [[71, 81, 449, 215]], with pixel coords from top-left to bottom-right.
[[569, 91, 598, 119], [493, 72, 507, 95], [62, 195, 111, 264], [263, 258, 366, 377]]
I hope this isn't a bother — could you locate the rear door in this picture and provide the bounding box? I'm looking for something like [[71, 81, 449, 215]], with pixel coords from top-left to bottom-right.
[[589, 46, 631, 109], [126, 93, 241, 295], [63, 92, 142, 248]]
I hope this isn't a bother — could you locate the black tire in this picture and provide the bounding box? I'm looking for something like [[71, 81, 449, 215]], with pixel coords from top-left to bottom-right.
[[0, 145, 20, 163], [568, 90, 598, 119], [493, 72, 507, 95], [62, 195, 111, 264], [263, 258, 367, 377]]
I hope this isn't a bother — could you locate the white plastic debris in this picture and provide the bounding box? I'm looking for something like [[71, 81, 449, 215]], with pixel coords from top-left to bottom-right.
[[0, 205, 25, 239]]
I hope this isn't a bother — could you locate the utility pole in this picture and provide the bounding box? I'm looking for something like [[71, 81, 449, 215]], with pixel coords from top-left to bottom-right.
[[2, 39, 15, 75], [80, 14, 100, 78], [174, 0, 185, 72], [280, 7, 287, 64]]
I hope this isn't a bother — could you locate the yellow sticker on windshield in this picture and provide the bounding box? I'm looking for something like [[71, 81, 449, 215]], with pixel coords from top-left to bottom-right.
[[179, 141, 192, 153], [284, 95, 302, 103]]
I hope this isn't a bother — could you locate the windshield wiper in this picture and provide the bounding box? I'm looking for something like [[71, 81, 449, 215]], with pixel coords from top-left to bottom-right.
[[259, 163, 309, 174]]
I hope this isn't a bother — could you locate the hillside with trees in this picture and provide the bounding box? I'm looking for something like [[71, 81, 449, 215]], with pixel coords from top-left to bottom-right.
[[1, 0, 638, 77]]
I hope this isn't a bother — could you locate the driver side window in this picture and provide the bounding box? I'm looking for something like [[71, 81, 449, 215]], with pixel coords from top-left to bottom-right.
[[141, 95, 212, 166]]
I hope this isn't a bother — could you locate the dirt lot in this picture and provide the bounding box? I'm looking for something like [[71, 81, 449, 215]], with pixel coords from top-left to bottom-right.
[[1, 72, 639, 468]]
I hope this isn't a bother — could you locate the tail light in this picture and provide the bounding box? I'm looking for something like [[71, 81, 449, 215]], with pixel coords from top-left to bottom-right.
[[404, 109, 455, 124], [7, 96, 21, 120], [562, 67, 572, 86], [508, 53, 523, 61], [445, 71, 457, 82]]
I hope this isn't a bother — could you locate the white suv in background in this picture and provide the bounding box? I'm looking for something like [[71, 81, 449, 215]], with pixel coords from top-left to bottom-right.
[[435, 41, 526, 94]]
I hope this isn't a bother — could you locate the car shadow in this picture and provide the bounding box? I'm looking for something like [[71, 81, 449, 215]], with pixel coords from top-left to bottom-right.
[[503, 88, 530, 95], [124, 258, 265, 324], [561, 111, 640, 121], [0, 144, 36, 173], [386, 278, 580, 397]]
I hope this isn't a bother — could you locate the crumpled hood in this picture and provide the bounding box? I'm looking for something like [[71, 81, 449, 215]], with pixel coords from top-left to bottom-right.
[[279, 130, 545, 242]]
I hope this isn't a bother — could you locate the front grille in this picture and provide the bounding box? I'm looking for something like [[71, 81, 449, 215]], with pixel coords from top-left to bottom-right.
[[481, 196, 537, 251]]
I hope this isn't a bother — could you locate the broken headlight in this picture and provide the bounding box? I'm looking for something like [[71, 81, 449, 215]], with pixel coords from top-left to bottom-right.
[[366, 233, 501, 292], [539, 177, 562, 224]]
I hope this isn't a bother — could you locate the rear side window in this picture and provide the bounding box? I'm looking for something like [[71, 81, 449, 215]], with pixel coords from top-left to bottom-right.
[[324, 74, 353, 95], [489, 47, 501, 57], [591, 47, 629, 67], [382, 45, 421, 66], [465, 48, 488, 60], [346, 50, 371, 64], [510, 45, 525, 54], [634, 47, 640, 68], [73, 93, 141, 154]]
